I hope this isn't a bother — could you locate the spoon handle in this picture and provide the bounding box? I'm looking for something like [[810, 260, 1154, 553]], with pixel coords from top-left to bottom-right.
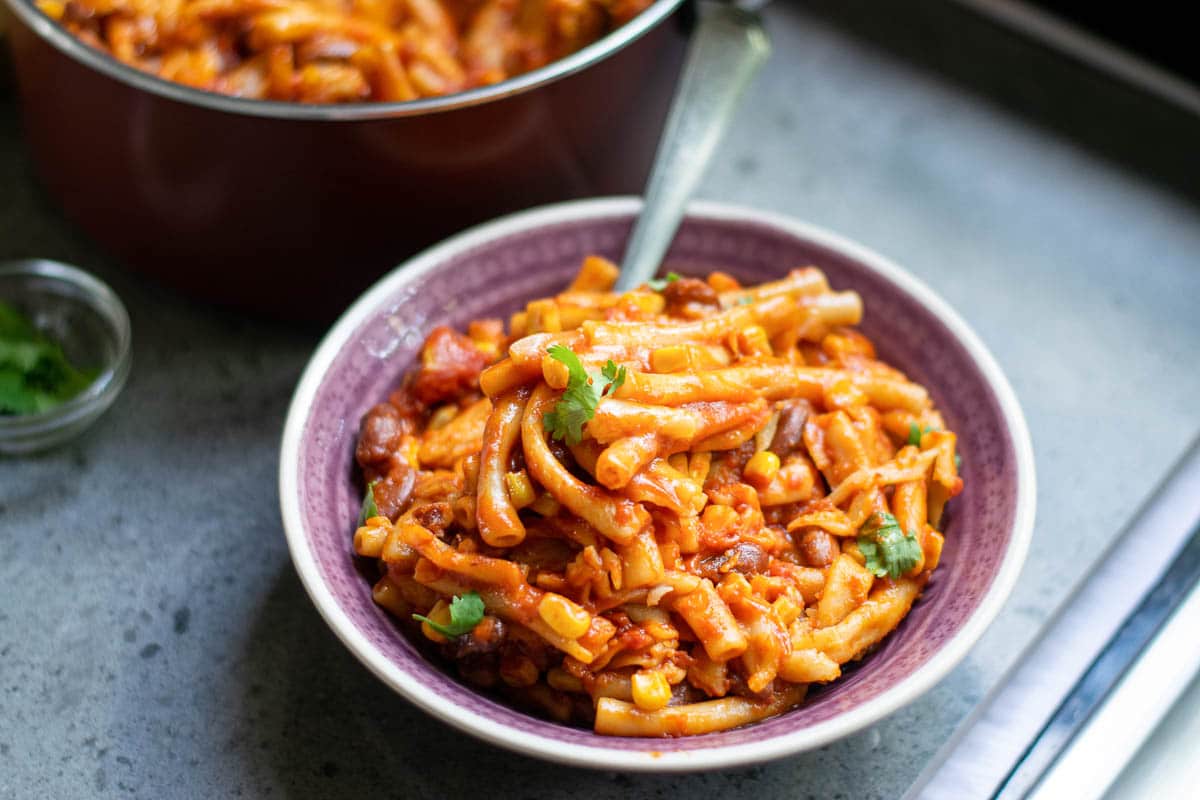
[[614, 3, 771, 293]]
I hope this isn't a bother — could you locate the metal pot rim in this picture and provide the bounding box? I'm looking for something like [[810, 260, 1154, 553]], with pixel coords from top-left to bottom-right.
[[2, 0, 686, 121]]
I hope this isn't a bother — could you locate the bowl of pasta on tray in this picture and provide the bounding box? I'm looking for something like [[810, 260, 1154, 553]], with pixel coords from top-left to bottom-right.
[[279, 197, 1035, 770]]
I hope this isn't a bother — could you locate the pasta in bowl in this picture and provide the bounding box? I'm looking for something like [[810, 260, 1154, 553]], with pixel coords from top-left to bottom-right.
[[352, 258, 963, 737], [279, 199, 1034, 767]]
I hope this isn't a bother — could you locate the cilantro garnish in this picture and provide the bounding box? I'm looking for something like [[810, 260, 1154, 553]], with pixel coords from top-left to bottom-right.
[[646, 272, 681, 292], [358, 480, 379, 526], [906, 422, 937, 447], [413, 591, 486, 638], [600, 359, 627, 394], [736, 295, 755, 306], [857, 512, 923, 579], [542, 345, 626, 445], [0, 302, 97, 416], [955, 453, 962, 470]]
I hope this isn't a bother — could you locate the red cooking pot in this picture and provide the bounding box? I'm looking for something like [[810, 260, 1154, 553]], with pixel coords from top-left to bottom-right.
[[0, 0, 691, 318]]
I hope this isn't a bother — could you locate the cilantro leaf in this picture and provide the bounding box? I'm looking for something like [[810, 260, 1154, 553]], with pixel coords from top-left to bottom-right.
[[0, 302, 97, 416], [358, 480, 379, 526], [600, 359, 626, 396], [906, 422, 922, 447], [857, 512, 923, 579], [542, 345, 598, 445], [543, 345, 625, 445], [955, 453, 962, 470], [0, 369, 51, 415], [906, 422, 937, 447], [646, 272, 681, 292], [736, 295, 755, 306], [413, 591, 486, 638]]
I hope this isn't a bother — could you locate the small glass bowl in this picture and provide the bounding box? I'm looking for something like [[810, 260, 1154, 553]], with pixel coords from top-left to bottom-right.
[[0, 259, 132, 454]]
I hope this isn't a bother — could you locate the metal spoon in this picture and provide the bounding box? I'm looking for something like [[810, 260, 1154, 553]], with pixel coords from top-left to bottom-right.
[[614, 2, 771, 292]]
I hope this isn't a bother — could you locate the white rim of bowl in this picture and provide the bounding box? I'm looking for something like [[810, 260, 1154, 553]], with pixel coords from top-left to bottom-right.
[[279, 197, 1037, 771]]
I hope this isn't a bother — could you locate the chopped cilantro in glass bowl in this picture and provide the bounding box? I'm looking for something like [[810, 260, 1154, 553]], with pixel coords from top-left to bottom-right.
[[0, 260, 131, 454]]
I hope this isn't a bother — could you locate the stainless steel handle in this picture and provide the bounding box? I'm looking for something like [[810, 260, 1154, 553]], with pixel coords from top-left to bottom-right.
[[614, 3, 771, 292]]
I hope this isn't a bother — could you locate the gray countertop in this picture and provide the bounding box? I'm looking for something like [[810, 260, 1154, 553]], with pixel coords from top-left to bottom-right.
[[3, 1, 1199, 798]]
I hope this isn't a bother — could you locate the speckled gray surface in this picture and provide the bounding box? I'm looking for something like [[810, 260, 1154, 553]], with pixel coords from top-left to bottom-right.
[[2, 1, 1199, 798]]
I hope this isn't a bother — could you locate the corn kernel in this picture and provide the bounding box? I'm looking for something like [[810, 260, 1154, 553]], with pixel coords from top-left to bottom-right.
[[509, 311, 528, 338], [631, 669, 672, 711], [371, 576, 410, 617], [823, 376, 868, 410], [468, 339, 500, 361], [688, 451, 712, 484], [744, 450, 781, 489], [707, 271, 740, 292], [505, 470, 537, 509], [700, 504, 739, 540], [650, 345, 692, 373], [525, 299, 562, 333], [37, 0, 66, 18], [537, 593, 591, 639], [624, 291, 665, 316], [419, 600, 452, 644], [353, 522, 388, 558], [667, 453, 689, 474]]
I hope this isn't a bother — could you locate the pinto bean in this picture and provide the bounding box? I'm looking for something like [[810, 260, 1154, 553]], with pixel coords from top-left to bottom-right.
[[693, 542, 770, 582], [371, 464, 415, 520], [453, 616, 507, 658], [769, 399, 812, 458], [662, 278, 720, 315], [356, 403, 407, 469], [797, 529, 839, 568], [726, 541, 769, 575]]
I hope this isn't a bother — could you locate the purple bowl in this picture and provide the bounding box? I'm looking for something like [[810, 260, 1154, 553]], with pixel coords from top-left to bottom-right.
[[279, 198, 1036, 770]]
